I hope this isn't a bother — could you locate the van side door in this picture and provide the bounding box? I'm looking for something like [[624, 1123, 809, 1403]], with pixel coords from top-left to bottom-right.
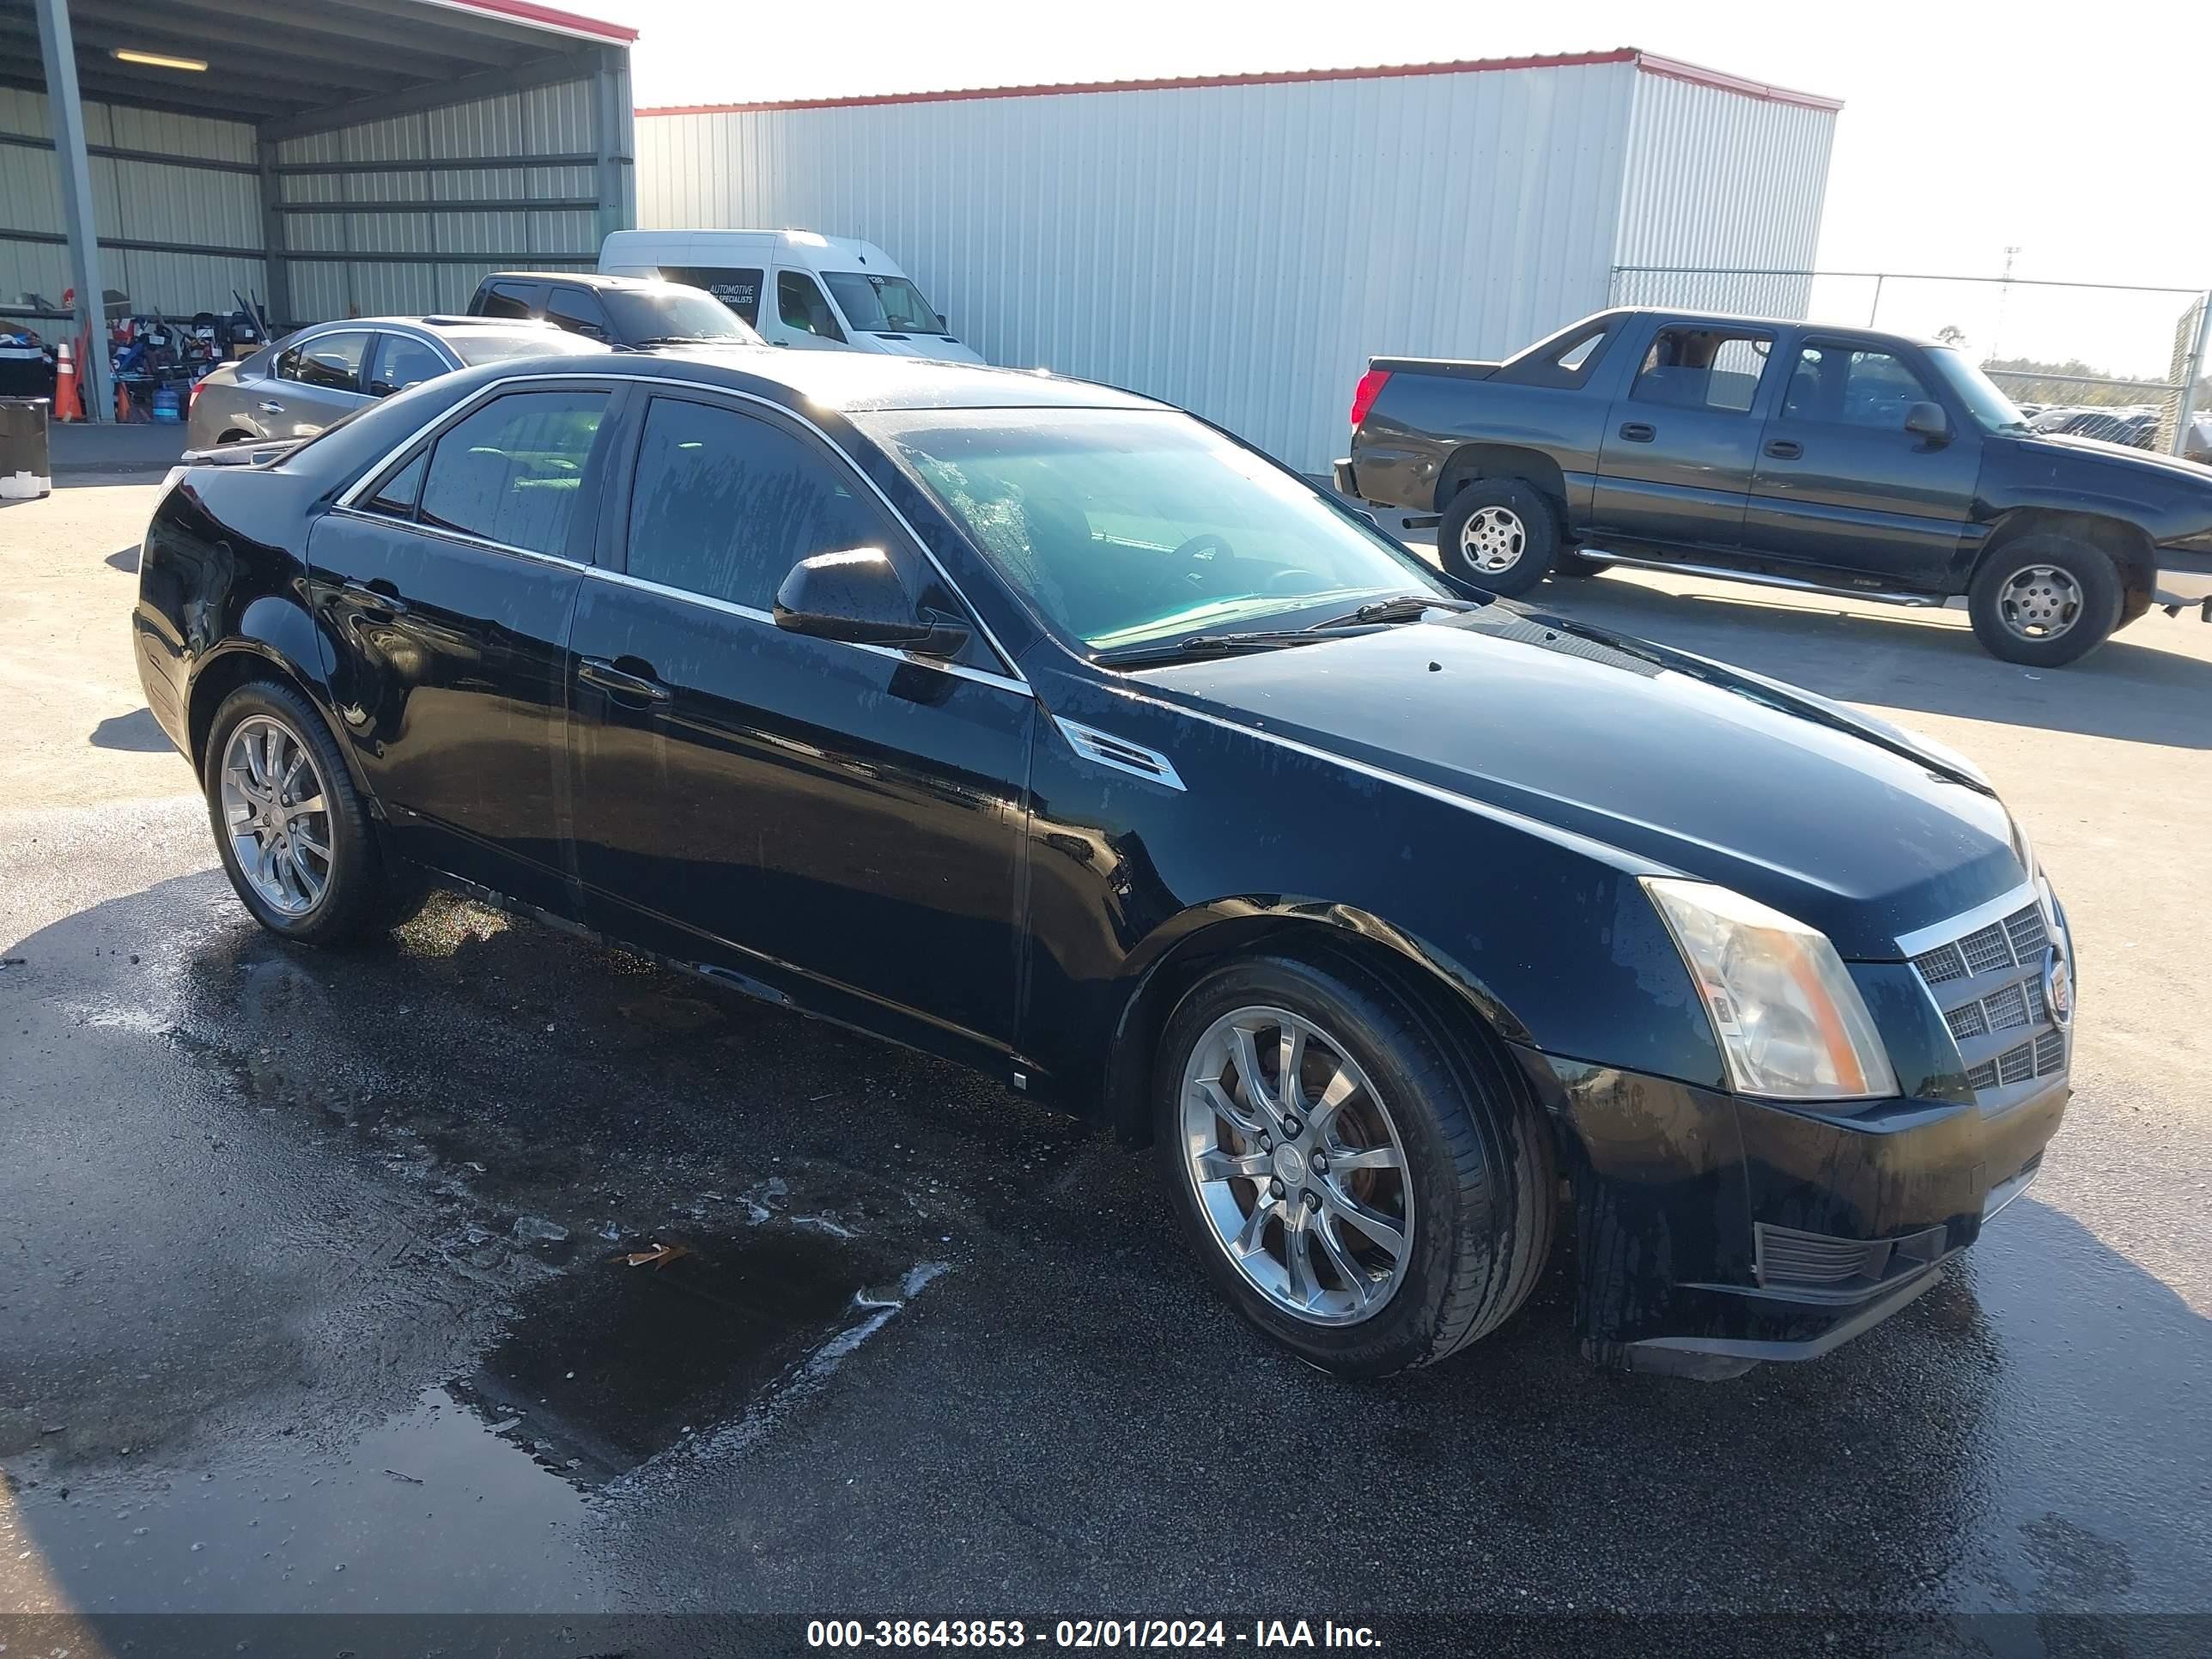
[[1588, 320, 1781, 556], [767, 269, 848, 350]]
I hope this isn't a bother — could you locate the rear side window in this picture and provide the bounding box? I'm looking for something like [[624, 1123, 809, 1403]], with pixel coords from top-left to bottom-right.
[[544, 287, 614, 340], [365, 451, 426, 517], [367, 333, 446, 398], [663, 264, 763, 326], [282, 331, 369, 392], [1630, 326, 1772, 414], [477, 281, 539, 319], [625, 396, 893, 610], [417, 390, 608, 556]]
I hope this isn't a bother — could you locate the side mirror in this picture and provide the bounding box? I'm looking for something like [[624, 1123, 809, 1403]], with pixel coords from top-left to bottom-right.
[[1905, 401, 1951, 442], [773, 548, 968, 657]]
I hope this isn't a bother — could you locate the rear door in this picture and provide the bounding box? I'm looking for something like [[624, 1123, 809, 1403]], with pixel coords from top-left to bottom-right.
[[1743, 337, 1982, 586], [310, 381, 620, 913], [565, 389, 1030, 1058], [474, 279, 544, 321], [1589, 320, 1781, 555], [266, 328, 374, 439]]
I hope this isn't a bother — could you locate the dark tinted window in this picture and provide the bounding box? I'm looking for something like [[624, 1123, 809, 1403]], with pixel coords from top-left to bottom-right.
[[282, 331, 369, 392], [776, 270, 845, 342], [477, 281, 538, 319], [365, 451, 426, 516], [544, 286, 614, 340], [601, 285, 757, 344], [1630, 326, 1771, 414], [367, 333, 446, 397], [627, 397, 891, 610], [1784, 345, 1936, 428], [418, 390, 607, 556], [663, 264, 763, 325]]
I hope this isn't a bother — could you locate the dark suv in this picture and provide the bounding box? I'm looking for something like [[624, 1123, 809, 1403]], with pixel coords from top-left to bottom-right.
[[465, 270, 762, 349]]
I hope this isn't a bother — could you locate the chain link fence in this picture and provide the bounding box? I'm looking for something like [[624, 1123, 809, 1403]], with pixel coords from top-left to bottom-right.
[[1608, 266, 2212, 463]]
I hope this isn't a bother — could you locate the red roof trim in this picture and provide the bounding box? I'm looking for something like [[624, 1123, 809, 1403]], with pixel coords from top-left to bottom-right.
[[635, 46, 1840, 118], [425, 0, 638, 45]]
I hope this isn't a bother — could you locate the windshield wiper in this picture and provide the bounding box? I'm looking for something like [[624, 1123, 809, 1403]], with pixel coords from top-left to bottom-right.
[[1304, 593, 1476, 630], [1096, 629, 1354, 667]]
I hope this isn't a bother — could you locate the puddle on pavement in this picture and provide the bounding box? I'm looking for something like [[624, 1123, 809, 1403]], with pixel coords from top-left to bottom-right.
[[453, 1227, 918, 1486]]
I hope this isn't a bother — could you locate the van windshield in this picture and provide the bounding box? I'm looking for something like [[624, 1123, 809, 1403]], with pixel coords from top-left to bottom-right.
[[822, 271, 946, 336]]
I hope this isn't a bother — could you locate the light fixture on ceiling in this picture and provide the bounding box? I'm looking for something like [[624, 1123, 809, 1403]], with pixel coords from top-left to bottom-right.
[[112, 48, 209, 73]]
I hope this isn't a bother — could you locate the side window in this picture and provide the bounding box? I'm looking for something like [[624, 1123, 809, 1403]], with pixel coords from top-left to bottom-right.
[[366, 334, 447, 398], [417, 390, 608, 556], [1783, 346, 1937, 428], [274, 344, 303, 381], [290, 331, 369, 394], [544, 287, 614, 341], [776, 271, 846, 342], [363, 451, 427, 517], [477, 281, 539, 319], [665, 264, 763, 326], [1629, 326, 1772, 415], [626, 396, 893, 611]]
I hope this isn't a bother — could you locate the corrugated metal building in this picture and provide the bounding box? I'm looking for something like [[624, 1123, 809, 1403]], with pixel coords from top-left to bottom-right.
[[638, 50, 1839, 472], [2, 0, 636, 418]]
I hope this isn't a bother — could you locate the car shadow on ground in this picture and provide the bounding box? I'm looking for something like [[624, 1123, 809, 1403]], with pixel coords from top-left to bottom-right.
[[1525, 574, 2212, 750], [6, 874, 2210, 1622], [88, 707, 172, 751], [106, 544, 138, 573]]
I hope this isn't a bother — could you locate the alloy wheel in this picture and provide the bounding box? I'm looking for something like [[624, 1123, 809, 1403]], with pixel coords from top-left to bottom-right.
[[219, 714, 334, 917], [1996, 563, 2082, 641], [1458, 506, 1526, 574], [1178, 1006, 1414, 1326]]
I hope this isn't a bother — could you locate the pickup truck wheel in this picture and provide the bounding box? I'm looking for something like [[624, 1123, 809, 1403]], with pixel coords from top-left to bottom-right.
[[1437, 480, 1558, 598], [1155, 953, 1554, 1378], [1967, 533, 2123, 666]]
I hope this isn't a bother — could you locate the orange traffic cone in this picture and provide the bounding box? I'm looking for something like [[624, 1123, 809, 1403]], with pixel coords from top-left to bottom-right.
[[115, 378, 133, 422], [52, 338, 84, 422]]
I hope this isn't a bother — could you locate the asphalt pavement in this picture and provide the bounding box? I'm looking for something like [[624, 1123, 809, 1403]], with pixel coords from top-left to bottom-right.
[[3, 475, 2209, 1656]]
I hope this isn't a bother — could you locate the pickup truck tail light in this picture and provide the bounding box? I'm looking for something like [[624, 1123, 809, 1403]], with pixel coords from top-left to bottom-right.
[[1348, 368, 1391, 431]]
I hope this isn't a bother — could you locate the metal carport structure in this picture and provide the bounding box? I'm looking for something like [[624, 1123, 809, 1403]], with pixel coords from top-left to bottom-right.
[[3, 0, 636, 419]]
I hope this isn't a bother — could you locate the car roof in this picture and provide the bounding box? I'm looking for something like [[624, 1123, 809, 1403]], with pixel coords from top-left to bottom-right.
[[435, 342, 1167, 414], [1593, 306, 1948, 350], [477, 270, 685, 293]]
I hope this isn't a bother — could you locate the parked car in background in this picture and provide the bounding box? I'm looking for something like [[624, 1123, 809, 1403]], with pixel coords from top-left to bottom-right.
[[2052, 408, 2160, 449], [1338, 307, 2212, 665], [137, 347, 2072, 1380], [186, 317, 607, 449], [599, 228, 985, 363], [465, 271, 763, 349]]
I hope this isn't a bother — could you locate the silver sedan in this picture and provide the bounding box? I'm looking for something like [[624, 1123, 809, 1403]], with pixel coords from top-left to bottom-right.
[[185, 316, 608, 450]]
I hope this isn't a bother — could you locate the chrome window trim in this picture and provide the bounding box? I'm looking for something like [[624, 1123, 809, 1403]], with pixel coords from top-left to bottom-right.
[[1894, 878, 2042, 960], [325, 504, 588, 571], [331, 368, 1028, 687], [1054, 717, 1185, 791]]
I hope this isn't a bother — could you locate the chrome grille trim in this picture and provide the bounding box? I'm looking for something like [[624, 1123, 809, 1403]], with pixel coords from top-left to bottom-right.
[[1899, 879, 2066, 1109]]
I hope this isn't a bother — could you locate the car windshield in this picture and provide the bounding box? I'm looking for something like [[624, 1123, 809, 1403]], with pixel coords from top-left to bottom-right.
[[868, 408, 1452, 650], [601, 286, 762, 344], [447, 330, 609, 365], [1924, 347, 2032, 433], [822, 271, 947, 335]]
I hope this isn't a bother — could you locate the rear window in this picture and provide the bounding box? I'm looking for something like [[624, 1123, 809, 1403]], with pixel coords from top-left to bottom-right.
[[446, 329, 606, 366], [416, 390, 608, 556], [600, 285, 760, 346]]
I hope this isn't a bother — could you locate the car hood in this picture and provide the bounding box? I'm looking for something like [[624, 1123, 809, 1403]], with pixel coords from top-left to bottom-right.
[[2019, 431, 2212, 483], [1133, 607, 2022, 959], [859, 334, 987, 364]]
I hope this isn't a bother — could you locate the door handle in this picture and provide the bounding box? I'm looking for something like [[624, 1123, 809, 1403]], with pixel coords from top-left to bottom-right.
[[1618, 422, 1656, 442], [258, 399, 284, 414], [579, 655, 672, 704], [1765, 439, 1803, 459], [341, 577, 408, 617]]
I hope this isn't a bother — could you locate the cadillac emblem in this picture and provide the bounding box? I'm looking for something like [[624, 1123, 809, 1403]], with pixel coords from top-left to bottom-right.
[[2044, 945, 2074, 1026]]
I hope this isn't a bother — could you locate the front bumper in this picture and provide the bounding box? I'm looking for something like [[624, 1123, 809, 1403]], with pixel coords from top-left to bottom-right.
[[2154, 545, 2212, 613], [1514, 1046, 2067, 1375]]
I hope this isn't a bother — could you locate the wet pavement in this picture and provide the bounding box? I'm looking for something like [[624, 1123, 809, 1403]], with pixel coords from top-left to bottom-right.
[[4, 483, 2212, 1652]]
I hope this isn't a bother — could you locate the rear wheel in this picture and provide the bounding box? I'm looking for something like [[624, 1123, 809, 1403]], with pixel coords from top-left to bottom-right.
[[1967, 532, 2123, 666], [203, 679, 414, 945], [1154, 953, 1554, 1377], [1437, 479, 1559, 599]]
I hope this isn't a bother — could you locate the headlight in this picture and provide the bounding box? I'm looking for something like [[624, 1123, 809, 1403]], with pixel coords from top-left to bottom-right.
[[1644, 878, 1899, 1103]]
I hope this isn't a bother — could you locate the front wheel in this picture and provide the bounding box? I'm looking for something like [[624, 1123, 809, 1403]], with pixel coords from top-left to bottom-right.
[[1967, 533, 2122, 666], [1154, 953, 1555, 1377], [1437, 480, 1559, 599]]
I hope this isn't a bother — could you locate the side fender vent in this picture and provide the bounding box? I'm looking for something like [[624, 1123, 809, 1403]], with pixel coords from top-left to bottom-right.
[[1054, 717, 1185, 792]]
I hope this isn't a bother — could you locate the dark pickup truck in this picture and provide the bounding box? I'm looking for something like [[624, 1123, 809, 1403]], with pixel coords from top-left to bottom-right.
[[1337, 307, 2212, 665]]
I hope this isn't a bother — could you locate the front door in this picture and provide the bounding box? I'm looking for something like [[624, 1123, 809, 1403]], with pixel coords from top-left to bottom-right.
[[566, 390, 1030, 1057], [309, 383, 617, 912], [1589, 321, 1779, 555], [768, 269, 849, 350], [1744, 339, 1982, 587]]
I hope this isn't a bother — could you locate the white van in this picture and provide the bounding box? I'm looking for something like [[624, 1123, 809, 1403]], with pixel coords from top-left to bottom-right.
[[599, 229, 984, 364]]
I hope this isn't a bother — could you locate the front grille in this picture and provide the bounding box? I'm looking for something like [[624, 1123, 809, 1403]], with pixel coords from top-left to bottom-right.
[[1908, 896, 2067, 1107]]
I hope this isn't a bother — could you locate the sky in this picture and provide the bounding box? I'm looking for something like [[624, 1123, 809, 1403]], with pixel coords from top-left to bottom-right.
[[596, 0, 2212, 376]]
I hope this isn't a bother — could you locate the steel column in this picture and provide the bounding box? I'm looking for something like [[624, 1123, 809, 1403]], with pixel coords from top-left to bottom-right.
[[33, 0, 112, 422], [256, 133, 292, 331], [593, 45, 626, 248]]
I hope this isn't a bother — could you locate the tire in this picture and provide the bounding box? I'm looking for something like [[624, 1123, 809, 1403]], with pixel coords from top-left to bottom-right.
[[1153, 952, 1555, 1377], [1437, 479, 1559, 599], [1967, 532, 2123, 666], [202, 678, 412, 946]]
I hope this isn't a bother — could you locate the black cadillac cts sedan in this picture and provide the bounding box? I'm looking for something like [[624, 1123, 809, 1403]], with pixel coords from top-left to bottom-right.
[[133, 348, 2075, 1379]]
